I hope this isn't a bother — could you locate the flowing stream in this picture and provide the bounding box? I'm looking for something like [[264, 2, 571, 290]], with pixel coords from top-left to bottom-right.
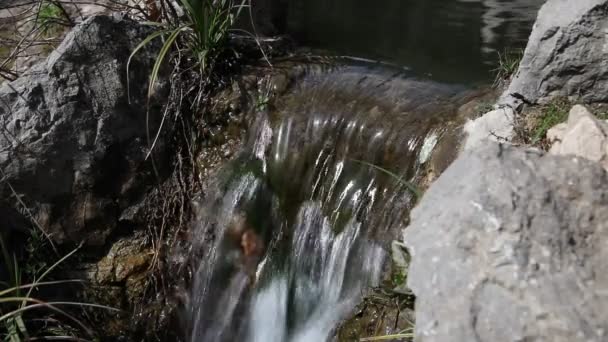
[[185, 62, 472, 341], [184, 2, 544, 340]]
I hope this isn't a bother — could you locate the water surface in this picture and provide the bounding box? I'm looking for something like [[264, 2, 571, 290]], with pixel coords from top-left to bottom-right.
[[273, 0, 544, 83]]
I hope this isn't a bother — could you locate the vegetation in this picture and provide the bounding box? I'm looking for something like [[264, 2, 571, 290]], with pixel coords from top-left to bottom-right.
[[129, 0, 249, 103], [0, 234, 117, 341], [530, 99, 570, 144], [513, 98, 570, 148], [0, 0, 74, 80], [492, 49, 523, 88], [360, 330, 414, 341], [352, 160, 421, 199], [37, 1, 72, 36]]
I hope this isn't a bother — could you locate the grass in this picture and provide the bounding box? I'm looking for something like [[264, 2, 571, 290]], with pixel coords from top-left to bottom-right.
[[492, 49, 523, 88], [127, 0, 251, 176], [513, 98, 570, 148], [129, 0, 249, 102], [360, 330, 414, 341], [516, 100, 608, 149], [37, 1, 68, 36], [351, 160, 421, 199], [530, 99, 570, 144], [1, 0, 73, 80], [1, 234, 118, 341]]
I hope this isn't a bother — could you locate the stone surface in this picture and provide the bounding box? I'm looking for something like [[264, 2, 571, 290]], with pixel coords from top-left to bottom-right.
[[548, 105, 608, 171], [463, 106, 515, 150], [0, 14, 167, 246], [504, 0, 608, 104], [95, 234, 151, 284], [404, 142, 608, 342]]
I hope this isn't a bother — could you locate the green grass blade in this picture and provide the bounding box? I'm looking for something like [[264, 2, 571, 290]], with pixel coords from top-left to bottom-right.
[[351, 159, 422, 199], [0, 280, 84, 297], [127, 29, 170, 103], [147, 26, 188, 100], [0, 296, 46, 304], [360, 332, 414, 341], [22, 244, 81, 308]]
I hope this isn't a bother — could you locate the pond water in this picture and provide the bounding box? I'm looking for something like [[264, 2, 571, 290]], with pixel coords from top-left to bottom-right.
[[272, 0, 544, 83]]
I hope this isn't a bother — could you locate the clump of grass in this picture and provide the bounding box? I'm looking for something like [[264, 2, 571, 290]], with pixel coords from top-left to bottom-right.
[[530, 99, 570, 144], [532, 101, 570, 144], [513, 98, 570, 148], [0, 234, 118, 341], [492, 49, 523, 88], [129, 0, 249, 102]]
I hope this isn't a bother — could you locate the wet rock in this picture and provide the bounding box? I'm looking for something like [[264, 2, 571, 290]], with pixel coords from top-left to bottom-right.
[[404, 142, 608, 342], [548, 105, 608, 171], [504, 0, 608, 104], [95, 234, 151, 284], [0, 14, 167, 246]]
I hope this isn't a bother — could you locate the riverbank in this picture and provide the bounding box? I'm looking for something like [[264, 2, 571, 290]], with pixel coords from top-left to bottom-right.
[[0, 1, 582, 341]]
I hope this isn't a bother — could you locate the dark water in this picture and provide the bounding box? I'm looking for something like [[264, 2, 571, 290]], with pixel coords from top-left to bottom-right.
[[270, 0, 544, 83]]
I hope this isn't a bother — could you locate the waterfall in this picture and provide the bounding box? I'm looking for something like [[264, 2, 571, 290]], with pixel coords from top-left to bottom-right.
[[185, 62, 469, 342]]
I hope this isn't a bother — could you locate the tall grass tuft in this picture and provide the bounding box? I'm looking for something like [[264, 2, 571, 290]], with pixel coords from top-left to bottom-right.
[[492, 49, 523, 88], [129, 0, 248, 102]]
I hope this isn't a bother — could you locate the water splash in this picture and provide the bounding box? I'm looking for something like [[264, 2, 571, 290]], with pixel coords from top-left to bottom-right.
[[186, 62, 469, 341]]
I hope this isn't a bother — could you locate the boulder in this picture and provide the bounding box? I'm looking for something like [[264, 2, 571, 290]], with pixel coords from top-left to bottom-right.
[[403, 142, 608, 342], [466, 0, 608, 150], [548, 104, 608, 171], [504, 0, 608, 104], [0, 14, 167, 246]]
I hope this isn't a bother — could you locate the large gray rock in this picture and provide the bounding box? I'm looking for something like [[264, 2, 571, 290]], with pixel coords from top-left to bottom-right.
[[404, 142, 608, 342], [505, 0, 608, 104], [0, 14, 167, 245]]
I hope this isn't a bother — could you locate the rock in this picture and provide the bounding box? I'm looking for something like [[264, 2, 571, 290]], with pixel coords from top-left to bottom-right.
[[403, 142, 608, 342], [0, 14, 168, 246], [463, 106, 515, 151], [95, 234, 151, 284], [504, 0, 608, 104], [93, 233, 152, 308], [548, 105, 608, 171]]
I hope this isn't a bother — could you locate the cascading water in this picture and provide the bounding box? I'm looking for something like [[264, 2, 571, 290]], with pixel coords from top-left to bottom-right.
[[185, 61, 470, 341]]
